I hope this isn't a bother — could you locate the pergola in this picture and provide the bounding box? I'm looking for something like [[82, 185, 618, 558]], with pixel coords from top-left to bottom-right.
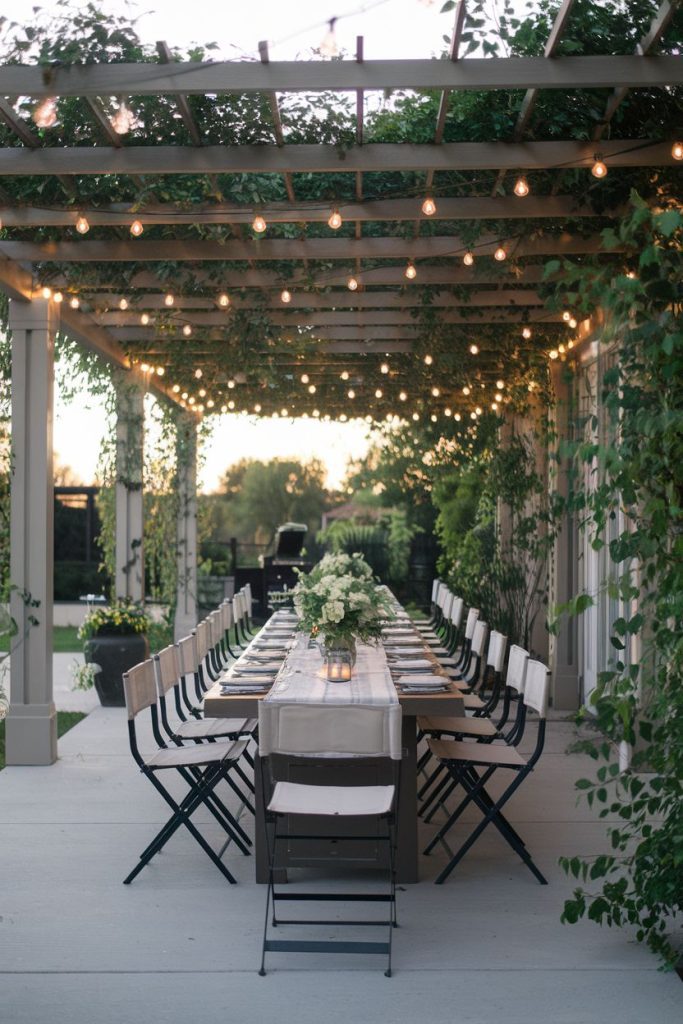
[[1, 0, 681, 762]]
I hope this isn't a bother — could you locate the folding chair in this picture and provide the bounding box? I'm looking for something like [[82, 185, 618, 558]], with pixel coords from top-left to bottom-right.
[[122, 659, 251, 885], [423, 659, 551, 885], [257, 701, 402, 977], [412, 578, 442, 627]]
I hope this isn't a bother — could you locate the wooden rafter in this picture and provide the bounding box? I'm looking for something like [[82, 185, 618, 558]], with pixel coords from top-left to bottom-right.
[[0, 97, 75, 197]]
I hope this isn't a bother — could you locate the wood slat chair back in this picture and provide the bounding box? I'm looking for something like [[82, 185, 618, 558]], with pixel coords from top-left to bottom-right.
[[176, 633, 198, 676], [154, 643, 180, 697], [123, 659, 157, 720], [450, 596, 464, 630], [463, 607, 479, 641], [523, 659, 551, 717]]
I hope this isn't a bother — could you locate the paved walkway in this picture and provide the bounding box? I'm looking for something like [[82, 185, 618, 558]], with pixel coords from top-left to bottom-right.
[[0, 673, 680, 1024]]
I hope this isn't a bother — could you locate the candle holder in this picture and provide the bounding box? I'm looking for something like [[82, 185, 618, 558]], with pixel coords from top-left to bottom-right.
[[324, 647, 354, 683]]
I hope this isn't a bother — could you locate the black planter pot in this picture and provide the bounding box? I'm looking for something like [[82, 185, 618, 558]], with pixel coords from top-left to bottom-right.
[[84, 632, 150, 707]]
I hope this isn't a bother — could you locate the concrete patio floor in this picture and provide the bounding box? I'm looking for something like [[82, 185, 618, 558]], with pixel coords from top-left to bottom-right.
[[1, 673, 681, 1024]]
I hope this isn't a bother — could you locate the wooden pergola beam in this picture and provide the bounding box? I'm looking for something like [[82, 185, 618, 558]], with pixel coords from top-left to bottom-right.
[[2, 55, 681, 95], [2, 231, 620, 263], [0, 138, 672, 176]]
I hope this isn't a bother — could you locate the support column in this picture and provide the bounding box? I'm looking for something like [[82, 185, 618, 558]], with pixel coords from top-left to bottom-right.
[[549, 363, 580, 710], [6, 296, 58, 765], [114, 371, 145, 602], [174, 414, 198, 640]]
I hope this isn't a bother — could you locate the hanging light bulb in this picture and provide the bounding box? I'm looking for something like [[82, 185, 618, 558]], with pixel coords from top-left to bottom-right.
[[348, 389, 355, 399], [444, 407, 452, 417], [399, 391, 407, 401], [217, 292, 230, 308], [380, 362, 389, 374], [404, 261, 417, 280], [69, 296, 80, 309], [280, 289, 292, 304], [205, 398, 214, 408], [140, 312, 150, 326], [111, 99, 136, 135], [33, 96, 58, 128], [513, 176, 529, 198], [194, 368, 203, 379], [494, 245, 507, 261], [424, 354, 433, 366], [491, 402, 498, 411], [140, 363, 150, 373], [320, 17, 338, 57], [347, 276, 359, 291], [301, 373, 309, 384], [340, 370, 350, 381], [430, 413, 438, 422], [562, 310, 571, 321], [412, 412, 420, 421], [522, 326, 532, 339], [172, 384, 181, 394], [252, 214, 267, 233], [130, 219, 143, 237], [431, 386, 440, 397], [183, 324, 192, 337], [469, 344, 479, 355], [227, 378, 235, 388], [75, 215, 90, 235], [40, 286, 52, 300], [591, 155, 607, 178], [462, 385, 470, 395], [496, 379, 505, 389], [181, 391, 188, 399], [569, 317, 578, 329], [53, 291, 63, 304], [254, 403, 262, 413], [308, 384, 316, 394], [164, 292, 174, 307], [495, 392, 503, 402], [119, 297, 129, 311], [672, 141, 683, 161], [328, 209, 342, 230], [198, 387, 206, 397], [549, 349, 559, 360], [470, 411, 477, 420], [375, 388, 383, 399], [156, 366, 165, 377], [454, 412, 461, 422], [463, 250, 474, 267], [228, 399, 235, 410], [421, 196, 436, 216]]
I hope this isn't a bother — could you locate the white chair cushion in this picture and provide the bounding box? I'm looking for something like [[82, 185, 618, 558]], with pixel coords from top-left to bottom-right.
[[147, 739, 247, 769], [268, 781, 395, 817], [176, 717, 254, 739]]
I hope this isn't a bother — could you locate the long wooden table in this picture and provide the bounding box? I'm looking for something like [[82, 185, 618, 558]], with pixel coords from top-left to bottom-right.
[[204, 653, 464, 883]]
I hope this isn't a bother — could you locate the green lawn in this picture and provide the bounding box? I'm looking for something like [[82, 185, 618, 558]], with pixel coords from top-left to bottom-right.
[[0, 710, 86, 771], [0, 625, 81, 654]]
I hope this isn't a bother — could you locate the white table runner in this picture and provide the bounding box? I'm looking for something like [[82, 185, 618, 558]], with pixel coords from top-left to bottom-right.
[[265, 634, 398, 706]]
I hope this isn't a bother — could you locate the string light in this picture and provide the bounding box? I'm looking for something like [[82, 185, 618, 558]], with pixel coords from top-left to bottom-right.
[[347, 276, 359, 291], [412, 412, 419, 421], [470, 411, 477, 420], [140, 363, 150, 373], [491, 402, 498, 411], [549, 349, 559, 360], [33, 96, 58, 128], [495, 392, 503, 401], [340, 370, 350, 381], [404, 261, 417, 280], [522, 326, 532, 339], [53, 291, 63, 304], [672, 141, 683, 161], [424, 354, 433, 366], [463, 250, 474, 267], [375, 388, 383, 399], [626, 270, 637, 280], [567, 340, 574, 349], [301, 373, 309, 384], [558, 344, 566, 355], [454, 412, 461, 422], [181, 391, 188, 400], [198, 387, 206, 397], [430, 414, 437, 422], [462, 386, 470, 395], [319, 17, 338, 57], [218, 292, 230, 308], [111, 99, 136, 135], [194, 369, 203, 379], [280, 289, 292, 304], [313, 409, 320, 418], [220, 404, 228, 413], [206, 398, 214, 408], [254, 403, 262, 413], [69, 296, 80, 309], [252, 214, 267, 233], [348, 389, 355, 399], [172, 384, 180, 393], [569, 317, 577, 329], [281, 408, 289, 417], [183, 324, 192, 336], [41, 286, 52, 299], [513, 176, 529, 198], [228, 400, 235, 410], [164, 292, 174, 307], [431, 387, 440, 397], [380, 362, 389, 374], [421, 196, 436, 216], [496, 379, 505, 389], [469, 344, 479, 355], [444, 407, 452, 417], [475, 406, 482, 416], [119, 298, 128, 310], [227, 379, 235, 388], [130, 219, 143, 237], [75, 215, 90, 235], [562, 310, 571, 321], [328, 209, 342, 230], [494, 246, 507, 262], [591, 155, 607, 178], [399, 391, 407, 401], [140, 312, 150, 325], [308, 384, 316, 394]]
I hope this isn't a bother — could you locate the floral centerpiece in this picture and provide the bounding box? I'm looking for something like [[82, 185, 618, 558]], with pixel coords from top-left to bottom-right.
[[77, 599, 151, 707], [293, 556, 394, 673]]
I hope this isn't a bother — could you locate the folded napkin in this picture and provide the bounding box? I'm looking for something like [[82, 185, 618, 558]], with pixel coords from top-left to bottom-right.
[[231, 663, 281, 674], [388, 658, 434, 670], [395, 673, 444, 687]]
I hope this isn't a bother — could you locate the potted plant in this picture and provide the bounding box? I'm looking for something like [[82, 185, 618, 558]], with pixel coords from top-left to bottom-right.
[[78, 599, 151, 707]]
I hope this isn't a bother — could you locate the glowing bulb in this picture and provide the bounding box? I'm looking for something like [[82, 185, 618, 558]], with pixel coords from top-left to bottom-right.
[[111, 99, 136, 135], [375, 388, 383, 399], [494, 246, 507, 262], [140, 312, 150, 325], [463, 250, 474, 267], [254, 403, 262, 413], [591, 157, 607, 179], [340, 413, 348, 422], [404, 261, 417, 280], [328, 209, 342, 230], [470, 411, 477, 420], [320, 18, 338, 57], [33, 96, 58, 128], [281, 408, 288, 417], [228, 400, 235, 410], [183, 324, 192, 336], [496, 379, 505, 389], [252, 214, 267, 233], [50, 291, 63, 305], [172, 384, 180, 394], [41, 286, 52, 299], [549, 349, 559, 360], [280, 289, 291, 304], [672, 141, 683, 161], [491, 402, 498, 411], [348, 389, 355, 399], [412, 412, 419, 421], [130, 219, 143, 237], [431, 387, 440, 397], [475, 406, 482, 416], [562, 310, 571, 321], [444, 407, 452, 417], [569, 317, 577, 329], [380, 362, 389, 374], [340, 371, 350, 381], [164, 293, 174, 307], [119, 298, 128, 310], [430, 414, 437, 422], [469, 344, 479, 355], [206, 398, 214, 408], [69, 296, 80, 309], [399, 391, 407, 401], [218, 292, 230, 308], [75, 216, 90, 235], [198, 387, 206, 397], [513, 176, 529, 198], [522, 326, 532, 339], [227, 379, 235, 388], [567, 340, 574, 349], [313, 409, 320, 418], [424, 354, 433, 366], [462, 386, 470, 395], [301, 373, 309, 384], [308, 384, 316, 394], [626, 270, 636, 280], [454, 412, 461, 422], [421, 196, 436, 216], [140, 363, 150, 373], [194, 368, 203, 379], [495, 392, 502, 402], [347, 276, 358, 291], [181, 391, 188, 400]]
